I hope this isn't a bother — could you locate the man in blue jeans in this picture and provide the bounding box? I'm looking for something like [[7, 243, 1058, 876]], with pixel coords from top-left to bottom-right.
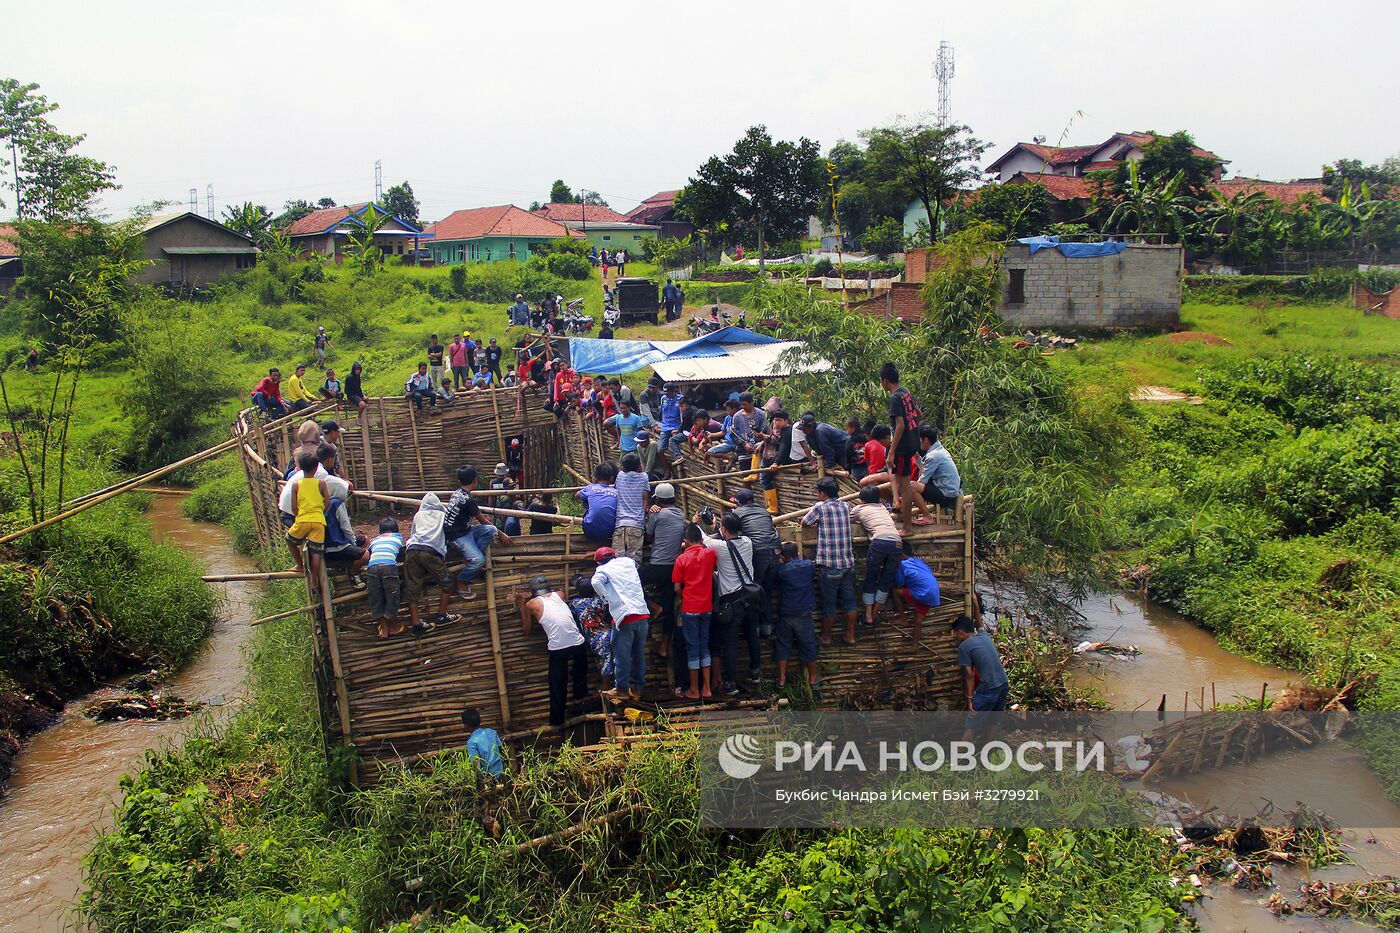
[[952, 615, 1009, 736], [444, 465, 513, 599]]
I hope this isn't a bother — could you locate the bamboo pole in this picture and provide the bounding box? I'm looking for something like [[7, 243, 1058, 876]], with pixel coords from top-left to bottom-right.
[[353, 490, 586, 526], [488, 377, 507, 460], [202, 571, 302, 582], [511, 805, 639, 854], [771, 482, 894, 524], [250, 588, 368, 626], [359, 407, 376, 492], [964, 496, 976, 614], [405, 397, 427, 489], [317, 564, 358, 786], [378, 398, 394, 490], [483, 561, 512, 728], [0, 435, 246, 546], [133, 486, 192, 496]]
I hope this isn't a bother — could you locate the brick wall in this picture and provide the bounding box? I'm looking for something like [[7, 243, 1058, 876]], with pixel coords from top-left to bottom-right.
[[998, 243, 1182, 330], [1355, 282, 1400, 321]]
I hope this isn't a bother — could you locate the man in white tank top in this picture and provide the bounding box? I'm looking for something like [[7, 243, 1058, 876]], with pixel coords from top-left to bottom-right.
[[518, 575, 588, 727]]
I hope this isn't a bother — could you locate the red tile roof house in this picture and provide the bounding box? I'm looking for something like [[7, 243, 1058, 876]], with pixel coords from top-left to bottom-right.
[[985, 131, 1227, 183], [625, 190, 694, 241], [284, 202, 426, 261], [532, 203, 661, 254], [423, 205, 574, 265]]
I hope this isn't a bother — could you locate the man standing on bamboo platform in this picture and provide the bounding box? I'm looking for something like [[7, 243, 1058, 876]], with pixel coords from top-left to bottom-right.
[[445, 466, 512, 599], [644, 483, 685, 676], [802, 478, 858, 647], [403, 492, 459, 633], [881, 361, 934, 535], [448, 334, 469, 389], [518, 576, 588, 727], [591, 548, 650, 699], [427, 334, 446, 387]]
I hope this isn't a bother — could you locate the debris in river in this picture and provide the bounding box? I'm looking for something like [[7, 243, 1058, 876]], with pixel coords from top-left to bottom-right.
[[1268, 878, 1400, 924], [83, 691, 203, 722], [1073, 640, 1141, 657]]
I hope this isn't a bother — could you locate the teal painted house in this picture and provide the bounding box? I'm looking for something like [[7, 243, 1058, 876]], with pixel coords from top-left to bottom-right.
[[425, 205, 574, 264], [532, 202, 659, 255]]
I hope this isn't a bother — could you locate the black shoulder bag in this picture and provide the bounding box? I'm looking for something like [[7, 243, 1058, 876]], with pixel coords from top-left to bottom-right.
[[725, 538, 766, 608]]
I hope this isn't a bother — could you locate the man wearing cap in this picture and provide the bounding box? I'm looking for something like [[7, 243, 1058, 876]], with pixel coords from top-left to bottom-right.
[[590, 548, 650, 699], [635, 431, 659, 478], [489, 463, 518, 533], [517, 575, 587, 727], [644, 483, 686, 676], [510, 294, 530, 327]]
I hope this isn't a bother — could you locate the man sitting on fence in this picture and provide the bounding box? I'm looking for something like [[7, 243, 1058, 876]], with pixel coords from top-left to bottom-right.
[[517, 575, 589, 728], [284, 364, 318, 413], [913, 425, 963, 512], [250, 368, 287, 418], [405, 362, 437, 411], [444, 466, 512, 600]]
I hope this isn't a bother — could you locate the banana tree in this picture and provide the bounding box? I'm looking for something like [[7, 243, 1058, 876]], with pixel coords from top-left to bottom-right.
[[1321, 179, 1380, 252], [1195, 188, 1273, 266], [1103, 161, 1194, 238]]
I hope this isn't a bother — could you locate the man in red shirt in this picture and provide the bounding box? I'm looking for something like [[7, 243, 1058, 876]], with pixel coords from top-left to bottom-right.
[[672, 523, 718, 699], [250, 368, 287, 418]]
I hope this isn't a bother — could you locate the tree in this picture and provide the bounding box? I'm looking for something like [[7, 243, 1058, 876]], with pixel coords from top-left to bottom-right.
[[316, 196, 336, 209], [1322, 156, 1400, 202], [382, 181, 419, 227], [274, 199, 316, 229], [819, 139, 907, 243], [676, 124, 823, 269], [961, 182, 1053, 239], [343, 203, 388, 277], [860, 217, 905, 259], [0, 78, 116, 221], [221, 202, 273, 246], [549, 179, 576, 204], [860, 121, 988, 245], [1115, 131, 1220, 197], [1194, 188, 1278, 266]]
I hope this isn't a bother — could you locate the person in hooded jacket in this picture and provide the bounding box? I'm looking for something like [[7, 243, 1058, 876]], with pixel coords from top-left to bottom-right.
[[403, 492, 460, 634]]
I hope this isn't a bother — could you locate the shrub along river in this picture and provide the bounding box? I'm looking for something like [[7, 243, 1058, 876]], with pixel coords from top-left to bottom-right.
[[0, 513, 1398, 931]]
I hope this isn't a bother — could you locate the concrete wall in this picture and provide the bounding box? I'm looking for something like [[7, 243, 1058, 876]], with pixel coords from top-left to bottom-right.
[[999, 243, 1182, 330], [577, 226, 656, 255], [431, 236, 553, 264]]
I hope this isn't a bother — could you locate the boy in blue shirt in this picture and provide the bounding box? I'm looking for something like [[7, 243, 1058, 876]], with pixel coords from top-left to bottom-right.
[[893, 539, 940, 641], [578, 462, 618, 542], [604, 398, 651, 452], [775, 542, 820, 689], [462, 706, 505, 777], [367, 516, 405, 638]]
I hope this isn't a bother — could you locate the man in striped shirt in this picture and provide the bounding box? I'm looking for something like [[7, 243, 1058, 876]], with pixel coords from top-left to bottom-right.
[[801, 478, 858, 646]]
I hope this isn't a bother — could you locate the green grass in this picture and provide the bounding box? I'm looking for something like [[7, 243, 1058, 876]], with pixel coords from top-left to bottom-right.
[[1055, 302, 1400, 390]]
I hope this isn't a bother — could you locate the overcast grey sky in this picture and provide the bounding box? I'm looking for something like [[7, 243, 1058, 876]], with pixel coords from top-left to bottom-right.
[[6, 0, 1398, 223]]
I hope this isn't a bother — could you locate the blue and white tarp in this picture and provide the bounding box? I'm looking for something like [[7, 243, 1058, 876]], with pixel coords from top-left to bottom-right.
[[567, 326, 780, 374], [1018, 235, 1130, 258]]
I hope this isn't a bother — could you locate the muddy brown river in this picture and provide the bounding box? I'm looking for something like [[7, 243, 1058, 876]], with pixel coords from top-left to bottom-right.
[[0, 497, 258, 933], [2, 523, 1398, 932]]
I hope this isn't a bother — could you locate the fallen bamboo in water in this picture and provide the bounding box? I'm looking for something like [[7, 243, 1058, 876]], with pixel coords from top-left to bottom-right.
[[203, 571, 303, 583]]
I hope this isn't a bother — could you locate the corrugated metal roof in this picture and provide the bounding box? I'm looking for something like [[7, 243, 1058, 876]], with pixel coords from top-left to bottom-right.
[[650, 342, 829, 383], [162, 246, 258, 255]]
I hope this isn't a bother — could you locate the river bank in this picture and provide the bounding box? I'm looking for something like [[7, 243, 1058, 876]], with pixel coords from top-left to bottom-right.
[[0, 498, 258, 933]]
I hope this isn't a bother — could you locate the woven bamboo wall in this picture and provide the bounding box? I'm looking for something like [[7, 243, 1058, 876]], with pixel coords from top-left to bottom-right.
[[234, 395, 978, 787]]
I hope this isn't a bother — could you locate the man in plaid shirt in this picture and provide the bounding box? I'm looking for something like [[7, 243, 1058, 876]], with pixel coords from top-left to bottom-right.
[[801, 478, 858, 646]]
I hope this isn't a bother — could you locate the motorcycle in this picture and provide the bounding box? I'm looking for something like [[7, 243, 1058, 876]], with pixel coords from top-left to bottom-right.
[[687, 315, 724, 337], [562, 309, 594, 334]]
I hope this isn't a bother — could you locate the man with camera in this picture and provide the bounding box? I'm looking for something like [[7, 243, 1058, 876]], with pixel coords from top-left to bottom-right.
[[693, 509, 761, 696], [729, 488, 781, 637]]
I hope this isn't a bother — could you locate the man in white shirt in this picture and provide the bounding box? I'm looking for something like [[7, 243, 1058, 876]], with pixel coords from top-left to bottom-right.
[[697, 512, 759, 695], [517, 575, 588, 726], [591, 547, 651, 699]]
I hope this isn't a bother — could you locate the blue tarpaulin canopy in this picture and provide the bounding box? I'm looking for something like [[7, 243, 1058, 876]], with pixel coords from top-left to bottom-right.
[[1017, 235, 1129, 258], [567, 326, 780, 374]]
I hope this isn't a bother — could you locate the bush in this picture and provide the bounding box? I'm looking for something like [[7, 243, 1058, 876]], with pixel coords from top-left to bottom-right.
[[1257, 420, 1400, 534], [544, 251, 591, 280], [1198, 356, 1400, 430], [1296, 266, 1355, 302]]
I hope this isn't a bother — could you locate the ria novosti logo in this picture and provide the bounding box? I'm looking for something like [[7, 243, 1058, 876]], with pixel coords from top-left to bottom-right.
[[717, 733, 764, 779]]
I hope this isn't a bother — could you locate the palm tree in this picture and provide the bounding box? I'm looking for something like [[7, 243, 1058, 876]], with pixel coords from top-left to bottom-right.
[[221, 201, 273, 246], [1320, 179, 1380, 253], [1195, 188, 1273, 266]]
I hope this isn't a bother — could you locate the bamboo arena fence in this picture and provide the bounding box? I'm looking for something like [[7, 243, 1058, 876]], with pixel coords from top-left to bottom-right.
[[235, 383, 978, 786]]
